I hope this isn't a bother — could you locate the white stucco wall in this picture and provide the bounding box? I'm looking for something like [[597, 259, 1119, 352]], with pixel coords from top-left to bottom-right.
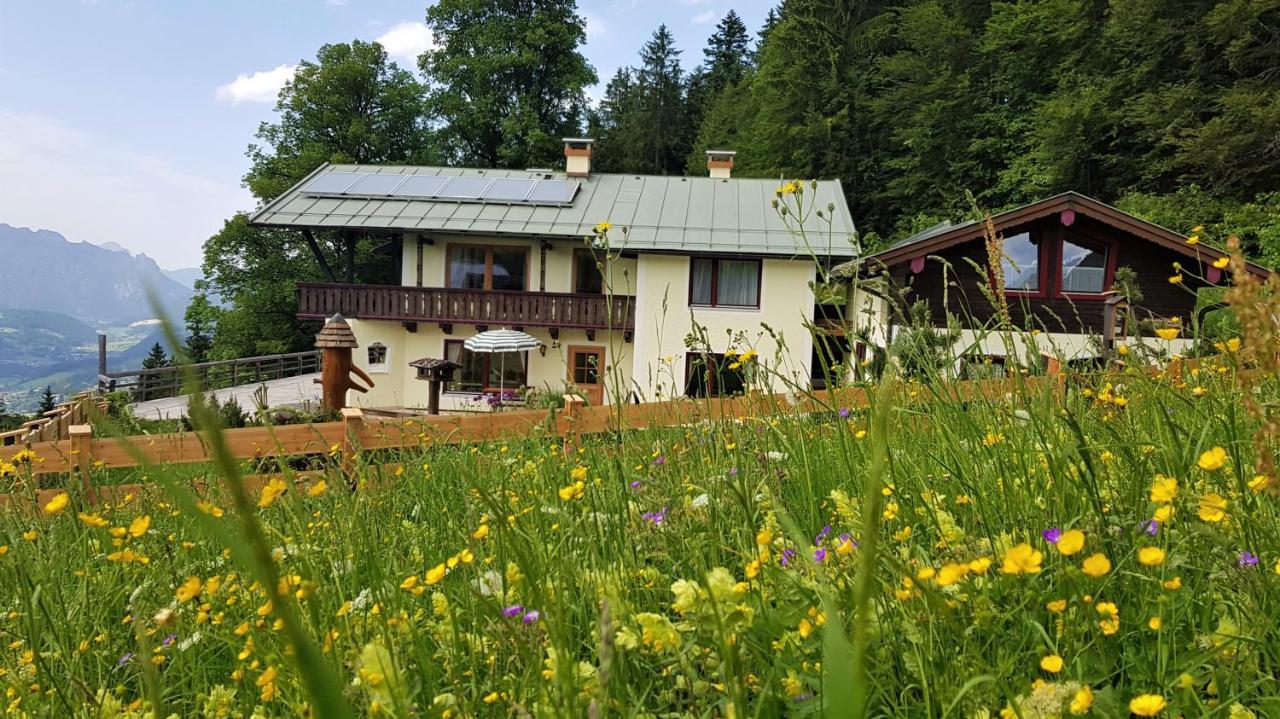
[[630, 255, 817, 401], [345, 319, 634, 411]]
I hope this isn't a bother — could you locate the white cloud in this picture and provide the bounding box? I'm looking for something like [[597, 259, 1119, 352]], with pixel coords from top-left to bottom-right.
[[375, 21, 435, 66], [692, 9, 719, 24], [0, 109, 252, 268], [214, 64, 296, 105]]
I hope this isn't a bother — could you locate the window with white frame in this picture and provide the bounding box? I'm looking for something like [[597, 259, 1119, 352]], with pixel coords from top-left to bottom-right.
[[367, 342, 389, 372]]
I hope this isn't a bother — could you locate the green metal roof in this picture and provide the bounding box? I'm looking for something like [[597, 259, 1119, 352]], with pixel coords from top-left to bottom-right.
[[250, 163, 859, 258]]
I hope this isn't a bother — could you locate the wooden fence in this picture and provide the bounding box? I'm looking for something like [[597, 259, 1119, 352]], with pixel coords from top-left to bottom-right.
[[98, 350, 322, 402], [0, 393, 100, 448], [0, 375, 1057, 508]]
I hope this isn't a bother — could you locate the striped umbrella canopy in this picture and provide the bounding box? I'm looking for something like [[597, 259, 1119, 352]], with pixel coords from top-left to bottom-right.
[[464, 329, 542, 353]]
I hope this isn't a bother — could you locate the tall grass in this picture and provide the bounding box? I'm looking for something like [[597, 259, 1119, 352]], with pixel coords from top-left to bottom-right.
[[2, 350, 1278, 717]]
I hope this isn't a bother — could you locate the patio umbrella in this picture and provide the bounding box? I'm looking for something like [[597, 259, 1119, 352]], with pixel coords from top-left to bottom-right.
[[465, 329, 542, 404]]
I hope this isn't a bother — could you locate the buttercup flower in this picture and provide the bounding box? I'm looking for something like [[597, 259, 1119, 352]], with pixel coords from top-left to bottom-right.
[[1128, 694, 1167, 716], [1197, 447, 1228, 471], [1001, 543, 1043, 575], [1081, 553, 1111, 578], [1198, 493, 1228, 522], [1056, 529, 1085, 556]]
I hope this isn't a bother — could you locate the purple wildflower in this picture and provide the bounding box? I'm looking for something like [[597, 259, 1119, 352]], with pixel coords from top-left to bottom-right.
[[642, 507, 669, 525], [728, 467, 738, 476], [1042, 527, 1062, 544], [815, 525, 833, 544], [839, 532, 857, 550], [838, 407, 851, 419], [794, 693, 814, 703], [1239, 551, 1259, 567], [522, 610, 540, 625], [813, 547, 827, 563], [652, 455, 666, 466], [116, 652, 134, 667], [1141, 520, 1160, 536], [162, 633, 177, 648], [502, 604, 525, 618], [780, 548, 797, 567]]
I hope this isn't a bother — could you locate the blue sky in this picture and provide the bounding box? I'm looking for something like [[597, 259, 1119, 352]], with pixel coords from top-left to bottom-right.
[[0, 0, 772, 269]]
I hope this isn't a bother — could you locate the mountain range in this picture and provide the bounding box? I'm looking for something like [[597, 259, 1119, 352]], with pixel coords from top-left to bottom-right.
[[0, 223, 201, 411], [0, 223, 196, 324]]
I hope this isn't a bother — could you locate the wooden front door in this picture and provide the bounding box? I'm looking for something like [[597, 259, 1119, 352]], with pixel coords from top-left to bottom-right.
[[567, 346, 605, 406]]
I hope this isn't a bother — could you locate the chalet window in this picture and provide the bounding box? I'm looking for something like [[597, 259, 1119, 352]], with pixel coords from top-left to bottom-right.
[[444, 339, 528, 393], [447, 245, 528, 291], [1060, 238, 1108, 294], [573, 248, 604, 294], [690, 258, 761, 308], [1001, 232, 1040, 292], [366, 342, 388, 371], [684, 353, 747, 398]]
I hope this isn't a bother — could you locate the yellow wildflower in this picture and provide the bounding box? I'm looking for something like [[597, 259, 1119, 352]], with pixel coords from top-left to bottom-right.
[[1128, 694, 1167, 716], [425, 563, 447, 585], [42, 492, 69, 515], [78, 512, 109, 528], [1197, 493, 1228, 522], [1155, 327, 1180, 341], [128, 515, 151, 538], [1069, 685, 1094, 714], [1040, 654, 1064, 673], [307, 480, 328, 497], [1056, 529, 1085, 556], [1001, 543, 1042, 575], [1198, 447, 1228, 471], [1149, 475, 1178, 503], [1081, 553, 1111, 578], [258, 477, 287, 508], [1137, 547, 1166, 566], [176, 576, 203, 603]]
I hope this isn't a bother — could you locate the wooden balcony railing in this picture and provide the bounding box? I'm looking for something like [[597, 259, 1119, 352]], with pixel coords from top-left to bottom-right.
[[297, 283, 636, 332]]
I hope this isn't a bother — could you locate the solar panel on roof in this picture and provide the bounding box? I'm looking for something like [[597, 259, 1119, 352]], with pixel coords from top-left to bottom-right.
[[436, 176, 494, 199], [346, 173, 408, 196], [526, 180, 579, 204], [302, 172, 365, 194], [390, 175, 452, 198], [481, 178, 537, 202]]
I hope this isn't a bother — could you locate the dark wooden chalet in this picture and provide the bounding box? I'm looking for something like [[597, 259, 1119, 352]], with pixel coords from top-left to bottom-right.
[[860, 192, 1270, 338]]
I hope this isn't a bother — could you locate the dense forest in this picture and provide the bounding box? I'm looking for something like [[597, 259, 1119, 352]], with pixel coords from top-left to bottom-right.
[[194, 0, 1280, 360]]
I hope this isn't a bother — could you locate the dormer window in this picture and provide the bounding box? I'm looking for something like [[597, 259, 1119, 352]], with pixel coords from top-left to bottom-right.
[[996, 228, 1114, 298]]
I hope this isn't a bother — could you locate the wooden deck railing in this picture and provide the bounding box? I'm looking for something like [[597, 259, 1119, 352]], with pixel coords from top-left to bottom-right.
[[0, 393, 99, 447], [297, 283, 636, 331], [98, 351, 322, 401]]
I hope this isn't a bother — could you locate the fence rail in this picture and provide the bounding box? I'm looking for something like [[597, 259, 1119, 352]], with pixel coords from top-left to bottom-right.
[[297, 282, 637, 331], [0, 394, 99, 448], [2, 375, 1055, 502], [97, 351, 322, 402]]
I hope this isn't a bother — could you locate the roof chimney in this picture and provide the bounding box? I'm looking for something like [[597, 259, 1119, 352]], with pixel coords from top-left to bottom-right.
[[563, 138, 595, 177], [706, 150, 736, 179]]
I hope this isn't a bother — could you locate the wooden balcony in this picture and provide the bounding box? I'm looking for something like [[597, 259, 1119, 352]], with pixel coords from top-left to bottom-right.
[[297, 283, 636, 334]]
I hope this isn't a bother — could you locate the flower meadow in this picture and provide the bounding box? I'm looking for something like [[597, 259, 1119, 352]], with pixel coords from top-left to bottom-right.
[[2, 357, 1279, 717]]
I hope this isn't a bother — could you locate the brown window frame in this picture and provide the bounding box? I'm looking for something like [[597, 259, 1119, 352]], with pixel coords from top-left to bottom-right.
[[572, 248, 605, 294], [445, 243, 531, 291], [684, 352, 748, 398], [443, 339, 530, 394], [688, 257, 762, 309]]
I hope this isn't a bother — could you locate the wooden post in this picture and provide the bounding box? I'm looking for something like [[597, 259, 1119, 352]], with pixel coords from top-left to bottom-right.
[[69, 424, 97, 505], [561, 394, 584, 457], [341, 407, 363, 485], [428, 379, 442, 415], [97, 333, 108, 376]]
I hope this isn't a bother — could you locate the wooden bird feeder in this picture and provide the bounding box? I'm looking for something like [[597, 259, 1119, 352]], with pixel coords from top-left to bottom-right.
[[409, 357, 460, 415], [314, 314, 374, 411]]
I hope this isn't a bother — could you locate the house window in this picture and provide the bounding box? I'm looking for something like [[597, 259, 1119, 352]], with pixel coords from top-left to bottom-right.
[[366, 342, 388, 372], [447, 245, 528, 291], [690, 258, 761, 308], [684, 353, 747, 398], [810, 334, 852, 390], [573, 248, 604, 294], [1001, 232, 1040, 292], [1061, 238, 1108, 294], [444, 340, 528, 393]]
